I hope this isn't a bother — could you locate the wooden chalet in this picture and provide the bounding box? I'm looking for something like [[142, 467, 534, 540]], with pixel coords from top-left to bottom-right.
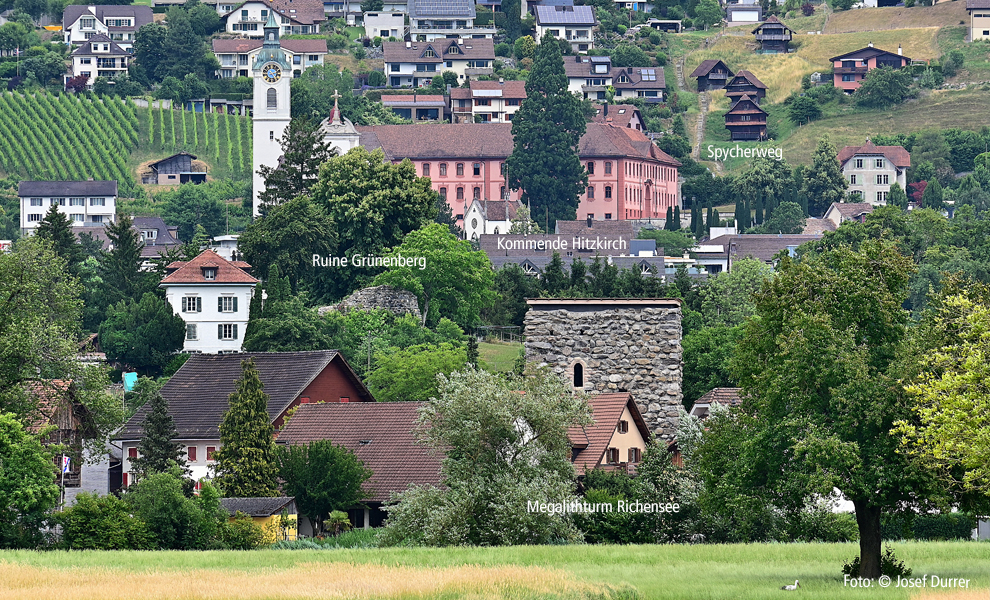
[[724, 94, 767, 141], [27, 380, 94, 489], [724, 70, 767, 104], [689, 59, 734, 92], [752, 15, 793, 53], [143, 152, 207, 186]]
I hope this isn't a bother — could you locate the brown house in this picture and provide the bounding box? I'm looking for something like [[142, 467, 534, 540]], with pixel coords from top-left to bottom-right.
[[277, 402, 442, 530], [752, 15, 793, 53], [724, 94, 767, 141], [114, 351, 373, 489], [689, 59, 734, 91], [724, 70, 767, 105], [27, 380, 95, 489], [569, 393, 653, 476]]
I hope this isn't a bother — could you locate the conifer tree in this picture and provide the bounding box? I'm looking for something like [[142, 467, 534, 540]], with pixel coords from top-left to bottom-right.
[[712, 208, 720, 229], [36, 204, 84, 277], [921, 178, 944, 210], [734, 197, 744, 229], [690, 197, 699, 232], [505, 31, 588, 228], [706, 202, 714, 234], [744, 197, 752, 228], [542, 252, 568, 295], [213, 359, 280, 497], [673, 205, 680, 229], [755, 193, 764, 225], [100, 214, 155, 313], [801, 135, 848, 216], [131, 389, 187, 480], [665, 206, 674, 230], [886, 182, 909, 210], [257, 116, 337, 213], [466, 336, 479, 366]]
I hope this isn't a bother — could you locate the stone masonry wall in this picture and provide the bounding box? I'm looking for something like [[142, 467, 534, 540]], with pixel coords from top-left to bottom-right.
[[524, 305, 683, 441], [318, 285, 422, 321]]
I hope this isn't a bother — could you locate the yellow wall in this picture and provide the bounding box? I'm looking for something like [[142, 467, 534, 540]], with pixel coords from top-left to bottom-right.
[[229, 513, 298, 542], [972, 12, 990, 41], [600, 405, 647, 465]]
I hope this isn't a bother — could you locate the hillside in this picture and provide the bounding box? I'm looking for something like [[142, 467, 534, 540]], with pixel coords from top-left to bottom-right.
[[823, 0, 968, 33], [0, 93, 252, 196]]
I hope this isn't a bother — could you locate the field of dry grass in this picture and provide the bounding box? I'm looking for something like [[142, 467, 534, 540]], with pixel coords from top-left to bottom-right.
[[824, 1, 968, 34], [684, 27, 940, 102]]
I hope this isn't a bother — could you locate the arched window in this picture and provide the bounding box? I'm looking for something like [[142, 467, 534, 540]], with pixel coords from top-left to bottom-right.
[[267, 88, 277, 110], [268, 32, 274, 41], [573, 363, 584, 388]]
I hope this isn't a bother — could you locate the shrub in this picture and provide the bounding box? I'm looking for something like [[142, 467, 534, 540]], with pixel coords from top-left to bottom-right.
[[352, 45, 367, 60], [372, 36, 382, 46], [224, 512, 268, 550], [368, 70, 386, 86], [617, 24, 627, 34], [790, 503, 859, 542], [801, 2, 814, 15], [883, 513, 974, 540], [124, 469, 217, 550], [328, 34, 349, 49], [494, 42, 511, 57], [57, 493, 155, 550], [905, 0, 915, 6], [842, 546, 913, 578], [649, 31, 661, 45]]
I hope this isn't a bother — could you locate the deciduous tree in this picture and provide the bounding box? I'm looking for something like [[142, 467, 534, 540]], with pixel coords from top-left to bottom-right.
[[0, 413, 59, 548], [801, 135, 847, 216], [366, 343, 467, 402], [278, 440, 371, 536]]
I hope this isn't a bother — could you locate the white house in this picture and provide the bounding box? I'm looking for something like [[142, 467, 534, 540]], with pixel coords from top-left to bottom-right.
[[449, 79, 526, 123], [364, 11, 405, 39], [160, 249, 258, 354], [407, 0, 495, 41], [209, 234, 241, 261], [534, 5, 596, 53], [68, 35, 130, 88], [18, 180, 117, 236], [212, 37, 327, 78], [838, 139, 910, 206], [62, 5, 153, 51], [463, 198, 518, 240], [383, 38, 495, 87], [565, 55, 613, 98], [222, 0, 325, 37]]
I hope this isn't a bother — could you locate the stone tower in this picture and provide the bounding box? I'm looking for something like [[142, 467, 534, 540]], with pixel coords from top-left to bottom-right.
[[252, 11, 292, 217], [524, 298, 683, 441]]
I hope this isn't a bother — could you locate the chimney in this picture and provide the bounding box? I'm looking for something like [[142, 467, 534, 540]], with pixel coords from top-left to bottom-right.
[[499, 77, 504, 84], [405, 40, 411, 48], [603, 102, 608, 116], [898, 44, 902, 56], [458, 38, 464, 44], [868, 41, 873, 48]]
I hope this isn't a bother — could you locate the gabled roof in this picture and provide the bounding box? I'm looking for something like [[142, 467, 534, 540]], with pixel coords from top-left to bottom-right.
[[689, 59, 733, 78], [568, 393, 651, 476], [211, 37, 328, 54], [802, 217, 837, 235], [555, 219, 637, 236], [579, 124, 681, 166], [224, 0, 325, 25], [468, 198, 519, 221], [726, 94, 767, 115], [564, 55, 612, 78], [534, 4, 595, 25], [277, 402, 443, 503], [726, 70, 767, 90], [160, 249, 258, 285], [71, 34, 130, 56], [63, 5, 153, 30], [147, 151, 197, 169], [751, 15, 793, 33], [689, 387, 742, 419], [837, 140, 910, 169], [408, 0, 476, 19], [18, 180, 118, 197], [612, 67, 666, 90], [383, 38, 495, 64], [116, 351, 372, 441], [221, 497, 296, 517], [829, 46, 910, 63], [467, 79, 527, 98], [25, 380, 80, 435], [825, 202, 874, 221], [728, 234, 821, 262], [591, 103, 640, 128]]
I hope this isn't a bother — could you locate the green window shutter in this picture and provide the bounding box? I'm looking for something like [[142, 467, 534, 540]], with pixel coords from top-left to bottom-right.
[[218, 324, 223, 339], [233, 297, 238, 312], [232, 324, 238, 339]]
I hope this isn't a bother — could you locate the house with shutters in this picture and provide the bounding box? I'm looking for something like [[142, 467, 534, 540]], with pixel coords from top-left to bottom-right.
[[689, 59, 734, 91], [751, 15, 792, 53], [159, 249, 258, 354], [115, 351, 374, 487], [830, 43, 910, 93], [449, 79, 526, 123], [212, 37, 327, 78], [62, 5, 153, 50], [838, 139, 910, 205], [724, 94, 767, 141], [724, 70, 767, 104], [569, 393, 652, 475], [68, 35, 130, 88], [383, 38, 495, 87], [221, 0, 325, 37]]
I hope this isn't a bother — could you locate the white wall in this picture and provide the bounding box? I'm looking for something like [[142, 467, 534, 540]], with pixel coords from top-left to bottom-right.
[[164, 283, 254, 353]]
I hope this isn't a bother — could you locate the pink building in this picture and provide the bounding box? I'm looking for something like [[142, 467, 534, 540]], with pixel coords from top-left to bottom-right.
[[356, 123, 680, 226], [830, 43, 910, 93]]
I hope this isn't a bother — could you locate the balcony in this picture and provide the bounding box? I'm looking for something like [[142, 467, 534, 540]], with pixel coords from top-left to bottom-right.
[[833, 66, 868, 75], [464, 67, 494, 76], [754, 33, 790, 40], [707, 71, 729, 80]]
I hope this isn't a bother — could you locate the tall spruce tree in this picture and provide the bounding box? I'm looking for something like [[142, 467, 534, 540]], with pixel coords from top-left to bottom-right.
[[801, 135, 848, 216], [257, 116, 337, 213], [690, 197, 699, 232], [734, 197, 744, 229], [213, 359, 280, 497], [100, 214, 155, 312], [673, 205, 680, 229], [505, 31, 587, 229], [665, 206, 674, 230], [754, 193, 764, 225], [743, 197, 752, 228], [131, 389, 187, 480], [36, 204, 84, 277], [706, 202, 714, 234], [921, 178, 944, 210], [712, 208, 720, 229]]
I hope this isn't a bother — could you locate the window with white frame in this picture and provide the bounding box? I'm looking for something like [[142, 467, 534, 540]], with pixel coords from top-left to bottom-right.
[[218, 323, 238, 340], [29, 198, 42, 206], [182, 296, 202, 313], [850, 174, 857, 185], [875, 158, 884, 168], [219, 296, 238, 312], [52, 197, 65, 206], [90, 197, 105, 206], [90, 215, 104, 223], [186, 324, 198, 340], [855, 158, 864, 169], [28, 214, 43, 222], [71, 214, 84, 222], [69, 197, 85, 206], [877, 191, 888, 203], [876, 174, 889, 185]]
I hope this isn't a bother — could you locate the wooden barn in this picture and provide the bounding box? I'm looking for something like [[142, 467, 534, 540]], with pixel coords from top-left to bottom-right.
[[689, 59, 734, 91], [752, 15, 793, 53], [144, 152, 207, 185], [724, 70, 767, 105], [724, 94, 768, 141]]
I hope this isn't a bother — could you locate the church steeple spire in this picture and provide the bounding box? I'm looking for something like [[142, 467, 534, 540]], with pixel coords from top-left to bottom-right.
[[263, 10, 280, 47], [253, 8, 289, 70]]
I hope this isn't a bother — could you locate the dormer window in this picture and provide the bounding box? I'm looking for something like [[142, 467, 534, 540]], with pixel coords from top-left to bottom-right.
[[447, 45, 460, 54], [203, 268, 217, 280], [423, 47, 436, 58], [617, 74, 628, 83]]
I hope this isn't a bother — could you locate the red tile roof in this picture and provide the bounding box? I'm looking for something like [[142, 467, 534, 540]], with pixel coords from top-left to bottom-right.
[[468, 79, 527, 97], [591, 103, 640, 128], [277, 402, 443, 503], [569, 393, 651, 476], [837, 140, 911, 169], [160, 249, 258, 285], [212, 38, 328, 54], [25, 380, 75, 435], [580, 124, 682, 165], [690, 388, 742, 419]]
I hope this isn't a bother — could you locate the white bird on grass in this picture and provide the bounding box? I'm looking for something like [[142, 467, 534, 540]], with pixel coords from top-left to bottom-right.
[[781, 580, 800, 591]]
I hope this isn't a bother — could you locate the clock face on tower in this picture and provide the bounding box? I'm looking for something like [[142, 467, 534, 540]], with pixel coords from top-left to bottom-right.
[[262, 63, 281, 83]]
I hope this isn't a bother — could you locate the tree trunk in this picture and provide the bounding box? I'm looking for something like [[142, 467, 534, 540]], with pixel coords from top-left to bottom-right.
[[853, 499, 882, 579]]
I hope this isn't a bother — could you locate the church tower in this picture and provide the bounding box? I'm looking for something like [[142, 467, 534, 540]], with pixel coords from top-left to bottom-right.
[[252, 12, 291, 217]]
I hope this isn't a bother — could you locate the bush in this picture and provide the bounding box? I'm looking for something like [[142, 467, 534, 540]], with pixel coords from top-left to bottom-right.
[[883, 513, 974, 540], [224, 512, 268, 550], [368, 70, 386, 86], [328, 34, 349, 49], [58, 493, 155, 550], [649, 31, 661, 45], [372, 36, 382, 46], [842, 546, 913, 578], [352, 45, 366, 60], [124, 469, 225, 549], [801, 2, 814, 15], [616, 24, 627, 34], [790, 504, 859, 542], [494, 42, 511, 57]]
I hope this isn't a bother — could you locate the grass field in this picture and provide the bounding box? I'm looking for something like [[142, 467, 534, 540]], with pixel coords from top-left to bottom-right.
[[479, 340, 523, 372], [823, 1, 968, 34], [1, 542, 987, 600]]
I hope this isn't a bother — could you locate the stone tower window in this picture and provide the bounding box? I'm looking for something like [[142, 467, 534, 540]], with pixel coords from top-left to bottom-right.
[[267, 88, 277, 110], [573, 363, 584, 388]]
